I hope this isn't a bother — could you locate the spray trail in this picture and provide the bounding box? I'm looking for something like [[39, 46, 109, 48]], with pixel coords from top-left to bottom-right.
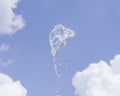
[[49, 24, 75, 96]]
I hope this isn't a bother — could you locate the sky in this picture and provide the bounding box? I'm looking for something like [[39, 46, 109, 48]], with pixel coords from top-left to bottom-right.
[[0, 0, 120, 96]]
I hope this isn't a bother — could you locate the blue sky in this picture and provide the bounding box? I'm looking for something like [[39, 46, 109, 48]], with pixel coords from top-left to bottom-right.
[[0, 0, 120, 96]]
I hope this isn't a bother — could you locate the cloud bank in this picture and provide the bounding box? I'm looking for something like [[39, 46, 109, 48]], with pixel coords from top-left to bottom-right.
[[0, 0, 25, 35], [0, 73, 27, 96], [72, 54, 120, 96]]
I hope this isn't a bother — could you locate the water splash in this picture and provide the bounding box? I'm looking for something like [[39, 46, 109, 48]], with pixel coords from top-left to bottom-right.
[[49, 24, 75, 96]]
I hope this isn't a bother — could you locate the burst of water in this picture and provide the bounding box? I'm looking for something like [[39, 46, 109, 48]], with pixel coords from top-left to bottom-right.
[[49, 24, 75, 96]]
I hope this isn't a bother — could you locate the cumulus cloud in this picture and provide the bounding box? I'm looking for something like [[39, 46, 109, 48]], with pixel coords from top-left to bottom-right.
[[0, 0, 25, 35], [72, 54, 120, 96], [0, 43, 9, 52], [0, 73, 27, 96], [0, 0, 27, 95]]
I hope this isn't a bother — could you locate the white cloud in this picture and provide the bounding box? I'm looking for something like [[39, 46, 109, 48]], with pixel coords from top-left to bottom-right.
[[0, 43, 9, 52], [0, 0, 25, 35], [0, 59, 13, 66], [72, 54, 120, 96], [0, 0, 27, 95], [0, 73, 27, 96]]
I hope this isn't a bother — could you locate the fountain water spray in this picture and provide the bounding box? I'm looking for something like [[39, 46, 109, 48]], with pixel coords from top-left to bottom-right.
[[49, 24, 75, 96]]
